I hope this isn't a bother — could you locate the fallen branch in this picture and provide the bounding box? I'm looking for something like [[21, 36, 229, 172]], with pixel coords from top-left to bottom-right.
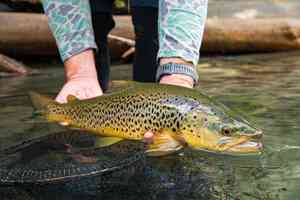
[[108, 34, 135, 47], [0, 53, 34, 75], [121, 47, 135, 60], [108, 34, 135, 60]]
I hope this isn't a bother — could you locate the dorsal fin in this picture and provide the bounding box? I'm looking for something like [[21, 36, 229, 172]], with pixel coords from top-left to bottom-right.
[[67, 95, 79, 103]]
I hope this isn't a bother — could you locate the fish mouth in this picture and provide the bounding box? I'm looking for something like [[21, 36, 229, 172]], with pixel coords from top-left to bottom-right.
[[191, 138, 263, 155], [185, 130, 263, 155], [225, 140, 263, 154], [224, 130, 263, 154], [217, 133, 263, 154]]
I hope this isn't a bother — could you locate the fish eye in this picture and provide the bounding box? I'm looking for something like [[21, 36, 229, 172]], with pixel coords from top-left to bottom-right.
[[221, 127, 231, 136]]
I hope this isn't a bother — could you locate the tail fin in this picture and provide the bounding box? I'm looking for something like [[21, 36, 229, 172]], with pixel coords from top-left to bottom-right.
[[28, 91, 55, 117]]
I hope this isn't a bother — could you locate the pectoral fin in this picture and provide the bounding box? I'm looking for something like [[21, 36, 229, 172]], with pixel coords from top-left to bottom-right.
[[146, 130, 184, 157], [95, 137, 124, 148]]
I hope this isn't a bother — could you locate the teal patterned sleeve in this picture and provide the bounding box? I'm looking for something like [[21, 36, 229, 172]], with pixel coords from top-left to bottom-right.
[[158, 0, 208, 66], [42, 0, 97, 62]]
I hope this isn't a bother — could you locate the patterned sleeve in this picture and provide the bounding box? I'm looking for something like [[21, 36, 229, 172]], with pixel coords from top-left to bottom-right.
[[158, 0, 208, 66], [42, 0, 97, 62]]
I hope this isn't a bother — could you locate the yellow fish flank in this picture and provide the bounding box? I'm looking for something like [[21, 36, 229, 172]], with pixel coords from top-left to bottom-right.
[[30, 81, 263, 156]]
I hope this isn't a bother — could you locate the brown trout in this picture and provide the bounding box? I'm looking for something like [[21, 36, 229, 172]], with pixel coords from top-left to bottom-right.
[[29, 81, 263, 156]]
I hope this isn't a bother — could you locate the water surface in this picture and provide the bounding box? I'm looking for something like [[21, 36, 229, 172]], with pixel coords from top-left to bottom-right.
[[1, 51, 300, 199]]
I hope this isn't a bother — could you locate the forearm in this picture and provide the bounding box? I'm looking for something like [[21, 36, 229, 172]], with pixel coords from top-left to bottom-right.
[[42, 0, 97, 62], [158, 0, 208, 65], [157, 0, 208, 87], [64, 50, 97, 81]]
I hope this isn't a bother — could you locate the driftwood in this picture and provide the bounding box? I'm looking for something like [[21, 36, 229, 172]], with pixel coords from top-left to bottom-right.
[[0, 53, 35, 76], [7, 0, 40, 4], [202, 18, 300, 53], [1, 13, 300, 60], [6, 0, 130, 14], [0, 13, 134, 60], [108, 34, 135, 60], [0, 13, 57, 56]]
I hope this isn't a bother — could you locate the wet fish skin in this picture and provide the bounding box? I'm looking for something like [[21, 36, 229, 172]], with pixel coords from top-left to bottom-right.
[[29, 81, 263, 155]]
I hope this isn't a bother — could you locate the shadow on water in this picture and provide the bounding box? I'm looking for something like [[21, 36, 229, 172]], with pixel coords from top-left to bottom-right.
[[1, 51, 300, 199]]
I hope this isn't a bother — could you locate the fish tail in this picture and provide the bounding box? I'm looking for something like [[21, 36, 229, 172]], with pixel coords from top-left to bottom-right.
[[28, 91, 56, 118]]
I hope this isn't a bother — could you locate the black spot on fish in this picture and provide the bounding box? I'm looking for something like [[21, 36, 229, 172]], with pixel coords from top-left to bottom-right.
[[176, 121, 180, 129]]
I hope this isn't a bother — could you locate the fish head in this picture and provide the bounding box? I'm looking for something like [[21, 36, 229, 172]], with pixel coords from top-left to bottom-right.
[[180, 107, 263, 155]]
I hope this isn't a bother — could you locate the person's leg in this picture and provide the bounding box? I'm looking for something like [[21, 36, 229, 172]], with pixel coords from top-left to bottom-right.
[[158, 0, 207, 65], [157, 0, 208, 87], [90, 0, 115, 92], [43, 0, 97, 62], [131, 4, 158, 82], [158, 0, 207, 66], [42, 0, 102, 103]]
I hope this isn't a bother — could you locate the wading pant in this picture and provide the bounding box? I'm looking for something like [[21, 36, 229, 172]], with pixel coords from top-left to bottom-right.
[[42, 0, 207, 86]]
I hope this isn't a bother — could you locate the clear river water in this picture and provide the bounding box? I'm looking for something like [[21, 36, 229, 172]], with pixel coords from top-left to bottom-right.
[[0, 51, 300, 199]]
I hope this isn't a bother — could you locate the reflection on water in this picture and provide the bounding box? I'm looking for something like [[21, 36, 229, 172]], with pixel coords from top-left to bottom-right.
[[1, 51, 300, 199]]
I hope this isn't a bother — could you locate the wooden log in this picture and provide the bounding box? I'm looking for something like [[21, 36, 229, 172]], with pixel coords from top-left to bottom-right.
[[202, 18, 300, 53], [8, 0, 40, 4], [0, 13, 57, 56], [1, 13, 300, 59], [0, 13, 134, 60]]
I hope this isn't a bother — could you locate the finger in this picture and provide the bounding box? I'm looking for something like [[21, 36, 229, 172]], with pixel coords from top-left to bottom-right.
[[82, 88, 90, 99], [55, 92, 67, 104], [87, 87, 103, 98], [91, 87, 103, 97], [143, 131, 154, 144], [74, 89, 89, 100]]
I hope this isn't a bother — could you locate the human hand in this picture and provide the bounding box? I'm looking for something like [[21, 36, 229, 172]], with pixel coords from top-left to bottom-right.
[[56, 50, 103, 103], [159, 74, 194, 88], [55, 77, 103, 103], [143, 131, 154, 144]]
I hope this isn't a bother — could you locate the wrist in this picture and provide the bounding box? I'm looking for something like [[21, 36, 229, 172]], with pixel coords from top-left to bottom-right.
[[159, 74, 194, 88], [64, 50, 98, 81], [65, 64, 98, 82], [156, 61, 198, 86]]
